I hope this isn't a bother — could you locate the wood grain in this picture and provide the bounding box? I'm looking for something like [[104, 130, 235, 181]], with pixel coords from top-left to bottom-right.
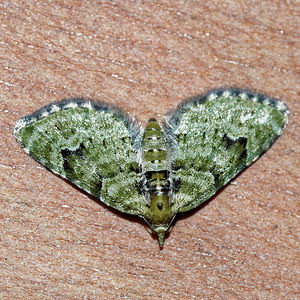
[[0, 1, 299, 299]]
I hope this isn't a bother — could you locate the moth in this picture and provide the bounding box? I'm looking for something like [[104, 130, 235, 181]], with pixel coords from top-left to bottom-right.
[[14, 88, 289, 247]]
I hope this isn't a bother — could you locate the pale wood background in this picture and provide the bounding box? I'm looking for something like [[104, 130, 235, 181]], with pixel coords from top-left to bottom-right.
[[0, 1, 299, 299]]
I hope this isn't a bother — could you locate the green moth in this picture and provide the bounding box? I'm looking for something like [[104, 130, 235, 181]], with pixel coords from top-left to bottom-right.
[[14, 88, 289, 247]]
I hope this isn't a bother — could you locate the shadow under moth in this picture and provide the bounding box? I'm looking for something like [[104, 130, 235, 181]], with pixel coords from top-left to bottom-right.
[[14, 88, 289, 247]]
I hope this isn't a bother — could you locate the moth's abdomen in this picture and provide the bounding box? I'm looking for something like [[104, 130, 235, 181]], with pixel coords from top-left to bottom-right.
[[141, 120, 171, 207], [145, 170, 170, 194], [142, 119, 168, 172], [142, 119, 170, 189]]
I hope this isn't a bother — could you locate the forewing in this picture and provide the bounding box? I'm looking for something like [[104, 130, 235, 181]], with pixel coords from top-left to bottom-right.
[[166, 89, 289, 213], [14, 99, 147, 215]]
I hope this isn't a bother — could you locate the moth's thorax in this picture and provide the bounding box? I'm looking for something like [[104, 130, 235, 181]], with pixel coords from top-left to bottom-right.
[[141, 119, 174, 228], [149, 194, 171, 224]]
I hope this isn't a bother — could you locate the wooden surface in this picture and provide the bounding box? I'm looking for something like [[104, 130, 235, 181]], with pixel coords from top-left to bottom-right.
[[0, 1, 299, 299]]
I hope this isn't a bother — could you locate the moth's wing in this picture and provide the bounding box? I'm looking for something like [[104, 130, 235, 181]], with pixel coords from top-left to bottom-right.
[[165, 88, 289, 213], [14, 99, 147, 216]]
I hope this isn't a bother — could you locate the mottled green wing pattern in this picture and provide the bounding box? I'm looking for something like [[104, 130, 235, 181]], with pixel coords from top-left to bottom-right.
[[166, 89, 289, 213], [14, 99, 147, 215], [14, 89, 289, 247]]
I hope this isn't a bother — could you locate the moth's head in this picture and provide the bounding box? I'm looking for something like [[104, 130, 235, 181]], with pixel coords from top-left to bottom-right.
[[147, 215, 176, 248], [154, 226, 168, 248], [140, 212, 175, 248]]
